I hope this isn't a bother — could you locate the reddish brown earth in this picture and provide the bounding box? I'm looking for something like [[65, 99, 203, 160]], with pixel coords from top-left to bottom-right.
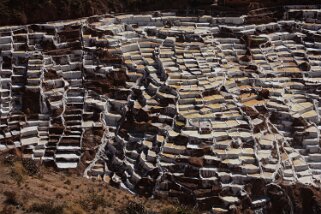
[[0, 0, 210, 26], [0, 150, 198, 214], [238, 179, 321, 214], [1, 149, 321, 214], [1, 0, 314, 26]]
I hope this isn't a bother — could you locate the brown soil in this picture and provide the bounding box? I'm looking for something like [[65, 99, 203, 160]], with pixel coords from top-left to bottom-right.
[[22, 89, 41, 114], [0, 0, 318, 26], [44, 69, 59, 80], [0, 150, 196, 214], [1, 151, 321, 214], [0, 0, 204, 26], [84, 69, 128, 96], [239, 179, 321, 214], [78, 128, 105, 173], [278, 183, 321, 214]]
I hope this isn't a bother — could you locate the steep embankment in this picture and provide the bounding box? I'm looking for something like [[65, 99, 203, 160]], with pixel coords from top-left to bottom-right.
[[0, 150, 198, 214], [0, 0, 119, 25], [0, 0, 317, 26], [1, 151, 321, 214], [0, 0, 212, 26]]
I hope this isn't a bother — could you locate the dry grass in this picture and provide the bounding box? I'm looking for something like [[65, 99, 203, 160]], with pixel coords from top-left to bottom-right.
[[0, 154, 192, 214], [10, 161, 27, 186]]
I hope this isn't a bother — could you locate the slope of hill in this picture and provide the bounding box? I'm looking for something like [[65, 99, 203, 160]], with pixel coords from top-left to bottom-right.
[[1, 151, 321, 214], [0, 0, 318, 26], [0, 151, 198, 214], [0, 0, 211, 25]]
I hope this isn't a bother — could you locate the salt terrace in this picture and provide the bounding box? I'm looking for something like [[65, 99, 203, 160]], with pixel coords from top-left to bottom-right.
[[1, 5, 321, 212]]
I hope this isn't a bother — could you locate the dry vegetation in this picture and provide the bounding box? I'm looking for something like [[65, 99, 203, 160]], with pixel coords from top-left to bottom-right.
[[1, 150, 321, 214], [0, 151, 198, 214]]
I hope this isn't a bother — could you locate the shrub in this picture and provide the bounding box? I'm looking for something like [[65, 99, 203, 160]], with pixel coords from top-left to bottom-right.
[[161, 208, 177, 214], [22, 158, 39, 175], [3, 154, 16, 166], [10, 162, 26, 185], [1, 205, 15, 214], [56, 193, 63, 199], [29, 201, 64, 214], [4, 191, 19, 206], [63, 203, 86, 214], [120, 201, 146, 214], [80, 189, 110, 211], [160, 206, 198, 214], [64, 179, 71, 185]]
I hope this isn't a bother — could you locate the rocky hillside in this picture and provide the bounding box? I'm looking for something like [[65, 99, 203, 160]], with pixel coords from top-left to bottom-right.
[[0, 0, 318, 26], [1, 150, 321, 214], [0, 0, 119, 25], [0, 0, 212, 26]]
